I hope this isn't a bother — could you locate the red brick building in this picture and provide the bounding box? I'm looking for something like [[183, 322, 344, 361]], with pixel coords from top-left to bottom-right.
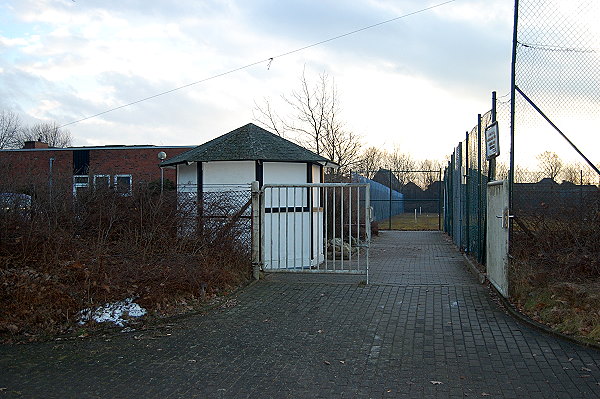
[[0, 141, 194, 196]]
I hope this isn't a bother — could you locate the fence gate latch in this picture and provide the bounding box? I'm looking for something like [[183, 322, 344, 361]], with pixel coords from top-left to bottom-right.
[[502, 207, 513, 229]]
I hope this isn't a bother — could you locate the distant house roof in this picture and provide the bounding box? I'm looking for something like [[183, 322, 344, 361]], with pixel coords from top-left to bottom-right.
[[161, 123, 335, 167], [373, 168, 402, 191]]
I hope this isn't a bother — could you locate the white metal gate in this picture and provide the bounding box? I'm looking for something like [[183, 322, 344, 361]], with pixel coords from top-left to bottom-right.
[[486, 180, 510, 297], [252, 182, 371, 282]]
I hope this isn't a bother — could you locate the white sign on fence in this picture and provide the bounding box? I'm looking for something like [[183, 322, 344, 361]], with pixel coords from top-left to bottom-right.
[[485, 121, 500, 159]]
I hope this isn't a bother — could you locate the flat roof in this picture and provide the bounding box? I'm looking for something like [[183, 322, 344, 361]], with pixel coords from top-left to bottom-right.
[[0, 145, 196, 152]]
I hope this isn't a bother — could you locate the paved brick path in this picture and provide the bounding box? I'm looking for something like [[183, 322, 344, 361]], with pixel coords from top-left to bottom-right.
[[1, 231, 599, 398]]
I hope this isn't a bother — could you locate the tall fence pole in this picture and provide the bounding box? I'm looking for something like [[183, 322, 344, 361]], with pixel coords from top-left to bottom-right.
[[388, 170, 392, 230], [438, 168, 442, 231], [477, 114, 483, 263], [509, 0, 520, 211], [251, 181, 261, 280], [464, 131, 470, 253]]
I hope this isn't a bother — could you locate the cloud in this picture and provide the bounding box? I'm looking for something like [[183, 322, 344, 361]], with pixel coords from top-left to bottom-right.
[[1, 0, 521, 162]]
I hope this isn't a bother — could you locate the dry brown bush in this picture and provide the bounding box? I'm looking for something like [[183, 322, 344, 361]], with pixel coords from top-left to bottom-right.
[[0, 180, 251, 339], [509, 190, 600, 342]]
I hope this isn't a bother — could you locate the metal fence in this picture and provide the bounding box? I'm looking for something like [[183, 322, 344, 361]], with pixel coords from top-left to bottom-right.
[[509, 0, 600, 296], [444, 100, 498, 264], [177, 185, 252, 249], [353, 170, 442, 230], [444, 0, 600, 297], [258, 183, 371, 279]]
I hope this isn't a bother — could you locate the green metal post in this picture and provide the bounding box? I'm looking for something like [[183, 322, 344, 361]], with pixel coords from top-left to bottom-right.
[[464, 132, 469, 254]]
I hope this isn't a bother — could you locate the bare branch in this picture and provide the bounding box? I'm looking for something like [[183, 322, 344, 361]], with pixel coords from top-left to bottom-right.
[[0, 110, 23, 149], [19, 121, 72, 148], [252, 98, 285, 136]]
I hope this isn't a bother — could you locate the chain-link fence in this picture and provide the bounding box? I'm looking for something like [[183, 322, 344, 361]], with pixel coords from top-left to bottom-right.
[[353, 170, 442, 230], [442, 0, 600, 341], [177, 185, 252, 250], [444, 103, 497, 265], [510, 0, 600, 294]]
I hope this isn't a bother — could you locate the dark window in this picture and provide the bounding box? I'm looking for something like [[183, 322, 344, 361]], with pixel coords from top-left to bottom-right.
[[94, 175, 111, 190], [73, 150, 90, 175], [114, 174, 132, 196]]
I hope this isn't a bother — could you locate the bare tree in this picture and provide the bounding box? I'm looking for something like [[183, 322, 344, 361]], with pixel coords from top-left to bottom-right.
[[358, 147, 386, 178], [416, 159, 443, 189], [18, 121, 72, 148], [537, 151, 563, 181], [561, 162, 600, 185], [283, 69, 330, 154], [253, 69, 362, 176], [513, 165, 539, 183], [561, 163, 581, 184], [321, 127, 362, 177], [252, 98, 284, 136], [0, 110, 22, 149], [384, 148, 416, 185]]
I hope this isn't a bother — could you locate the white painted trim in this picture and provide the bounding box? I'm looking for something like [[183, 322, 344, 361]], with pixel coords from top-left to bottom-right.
[[73, 175, 89, 196], [114, 174, 133, 196]]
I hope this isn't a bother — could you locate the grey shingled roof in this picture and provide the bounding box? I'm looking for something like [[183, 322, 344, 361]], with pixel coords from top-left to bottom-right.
[[161, 123, 334, 166]]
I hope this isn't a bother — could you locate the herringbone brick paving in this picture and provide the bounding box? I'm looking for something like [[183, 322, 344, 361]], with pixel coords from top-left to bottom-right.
[[0, 231, 598, 398]]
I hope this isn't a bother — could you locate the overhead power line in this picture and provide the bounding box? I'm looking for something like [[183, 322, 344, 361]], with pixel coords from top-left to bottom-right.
[[60, 0, 456, 128]]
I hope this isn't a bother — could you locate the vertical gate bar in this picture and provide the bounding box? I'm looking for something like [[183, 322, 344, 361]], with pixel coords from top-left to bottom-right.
[[265, 187, 275, 269], [300, 186, 304, 269], [333, 187, 336, 270], [278, 187, 282, 270], [349, 186, 353, 268], [293, 187, 297, 269], [320, 186, 324, 270], [285, 187, 289, 270], [341, 186, 345, 271], [325, 186, 329, 271], [316, 186, 321, 270]]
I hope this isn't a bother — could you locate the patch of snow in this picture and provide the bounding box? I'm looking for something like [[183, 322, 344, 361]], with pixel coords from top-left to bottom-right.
[[78, 298, 147, 327]]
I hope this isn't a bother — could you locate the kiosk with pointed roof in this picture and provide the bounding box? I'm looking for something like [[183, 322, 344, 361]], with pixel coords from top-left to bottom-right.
[[161, 123, 337, 270]]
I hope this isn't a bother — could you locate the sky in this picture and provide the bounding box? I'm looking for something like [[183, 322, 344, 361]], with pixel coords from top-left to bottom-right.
[[0, 0, 534, 163]]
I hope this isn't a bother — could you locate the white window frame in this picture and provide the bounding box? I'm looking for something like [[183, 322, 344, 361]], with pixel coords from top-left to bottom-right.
[[93, 174, 111, 190], [73, 175, 89, 196], [114, 174, 132, 196]]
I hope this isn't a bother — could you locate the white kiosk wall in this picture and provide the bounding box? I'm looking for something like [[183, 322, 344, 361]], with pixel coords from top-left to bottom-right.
[[262, 162, 324, 270]]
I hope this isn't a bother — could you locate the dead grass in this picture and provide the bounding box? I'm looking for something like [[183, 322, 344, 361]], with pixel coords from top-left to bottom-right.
[[512, 279, 600, 344], [0, 182, 252, 341], [509, 196, 600, 344], [379, 212, 440, 230]]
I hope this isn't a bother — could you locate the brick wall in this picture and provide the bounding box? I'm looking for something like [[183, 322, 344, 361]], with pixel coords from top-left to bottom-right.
[[0, 146, 193, 194]]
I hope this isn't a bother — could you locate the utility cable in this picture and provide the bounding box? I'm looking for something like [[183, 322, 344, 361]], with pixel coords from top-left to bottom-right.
[[60, 0, 457, 128]]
